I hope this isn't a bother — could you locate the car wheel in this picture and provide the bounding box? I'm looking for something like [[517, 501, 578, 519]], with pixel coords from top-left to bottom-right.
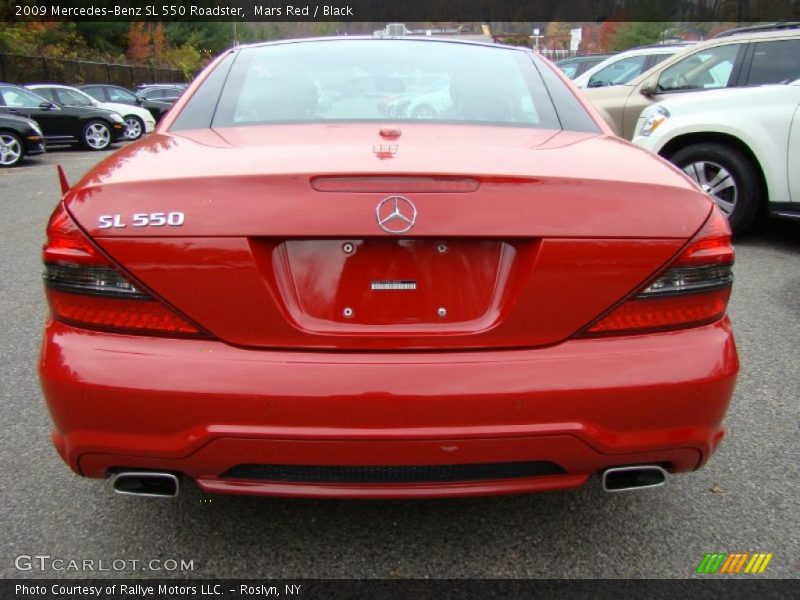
[[81, 120, 112, 151], [0, 131, 24, 167], [412, 104, 437, 119], [669, 142, 760, 235], [123, 115, 144, 140]]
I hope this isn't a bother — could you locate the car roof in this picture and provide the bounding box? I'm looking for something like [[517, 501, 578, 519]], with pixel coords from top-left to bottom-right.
[[713, 22, 800, 38], [609, 43, 693, 58], [557, 54, 612, 64], [138, 83, 186, 87], [27, 84, 76, 89]]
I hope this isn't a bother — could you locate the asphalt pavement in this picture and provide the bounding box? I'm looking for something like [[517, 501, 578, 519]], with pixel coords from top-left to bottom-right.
[[1, 145, 798, 579]]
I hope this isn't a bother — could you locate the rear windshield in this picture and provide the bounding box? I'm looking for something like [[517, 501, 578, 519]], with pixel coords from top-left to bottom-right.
[[210, 40, 563, 130]]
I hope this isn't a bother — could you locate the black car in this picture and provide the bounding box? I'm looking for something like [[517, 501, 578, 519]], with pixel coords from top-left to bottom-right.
[[0, 112, 45, 167], [0, 84, 125, 151], [80, 84, 175, 122], [555, 54, 613, 79], [135, 82, 188, 92], [136, 85, 184, 102]]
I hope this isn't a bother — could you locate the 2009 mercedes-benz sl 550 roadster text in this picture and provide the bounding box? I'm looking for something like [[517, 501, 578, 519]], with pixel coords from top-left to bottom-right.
[[38, 38, 738, 499]]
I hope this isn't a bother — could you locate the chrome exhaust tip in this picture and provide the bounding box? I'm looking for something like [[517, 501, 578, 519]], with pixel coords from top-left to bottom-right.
[[602, 465, 668, 492], [110, 471, 180, 498]]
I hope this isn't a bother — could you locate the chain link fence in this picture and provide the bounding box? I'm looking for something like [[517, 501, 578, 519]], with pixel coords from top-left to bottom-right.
[[0, 54, 186, 88]]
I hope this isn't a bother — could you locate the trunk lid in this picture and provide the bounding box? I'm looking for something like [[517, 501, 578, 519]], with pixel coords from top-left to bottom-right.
[[66, 125, 712, 350]]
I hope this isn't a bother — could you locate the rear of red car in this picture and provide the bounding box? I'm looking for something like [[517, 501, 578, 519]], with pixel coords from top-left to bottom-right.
[[38, 39, 738, 498]]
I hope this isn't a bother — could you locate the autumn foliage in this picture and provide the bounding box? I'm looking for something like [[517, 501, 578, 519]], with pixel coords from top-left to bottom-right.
[[126, 23, 152, 63]]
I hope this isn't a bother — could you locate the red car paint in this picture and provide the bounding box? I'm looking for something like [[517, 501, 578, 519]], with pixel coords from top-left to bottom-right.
[[38, 39, 738, 498]]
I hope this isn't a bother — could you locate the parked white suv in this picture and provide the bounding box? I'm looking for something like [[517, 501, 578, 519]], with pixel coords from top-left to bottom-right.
[[585, 29, 800, 139], [633, 80, 800, 233]]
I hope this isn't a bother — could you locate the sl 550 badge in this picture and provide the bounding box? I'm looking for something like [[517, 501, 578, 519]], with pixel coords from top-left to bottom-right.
[[98, 212, 185, 229]]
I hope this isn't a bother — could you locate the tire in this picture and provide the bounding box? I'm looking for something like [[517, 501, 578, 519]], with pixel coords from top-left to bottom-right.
[[80, 120, 112, 151], [412, 104, 437, 119], [122, 115, 144, 140], [0, 131, 24, 168], [669, 142, 760, 235]]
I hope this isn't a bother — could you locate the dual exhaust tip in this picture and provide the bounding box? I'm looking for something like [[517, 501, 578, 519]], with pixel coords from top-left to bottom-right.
[[602, 465, 668, 492], [108, 465, 667, 497], [110, 471, 180, 498]]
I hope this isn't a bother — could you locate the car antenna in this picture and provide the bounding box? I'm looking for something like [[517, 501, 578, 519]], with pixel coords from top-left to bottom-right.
[[57, 165, 70, 195]]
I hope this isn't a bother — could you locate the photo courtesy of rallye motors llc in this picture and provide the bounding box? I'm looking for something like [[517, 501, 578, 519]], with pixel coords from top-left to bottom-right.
[[15, 584, 302, 596]]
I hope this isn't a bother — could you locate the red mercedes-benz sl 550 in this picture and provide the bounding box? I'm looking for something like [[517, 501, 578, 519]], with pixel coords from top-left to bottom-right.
[[38, 38, 738, 499]]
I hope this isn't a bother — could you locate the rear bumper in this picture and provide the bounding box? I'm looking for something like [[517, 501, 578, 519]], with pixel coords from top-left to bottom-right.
[[39, 318, 738, 498]]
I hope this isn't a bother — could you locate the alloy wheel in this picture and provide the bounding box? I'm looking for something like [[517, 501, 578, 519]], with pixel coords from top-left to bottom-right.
[[123, 117, 143, 140], [682, 160, 737, 216], [0, 133, 22, 167], [84, 122, 111, 150]]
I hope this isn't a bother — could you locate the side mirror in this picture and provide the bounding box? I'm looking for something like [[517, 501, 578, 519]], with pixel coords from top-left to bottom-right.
[[135, 95, 144, 105], [640, 80, 657, 97], [39, 101, 56, 110]]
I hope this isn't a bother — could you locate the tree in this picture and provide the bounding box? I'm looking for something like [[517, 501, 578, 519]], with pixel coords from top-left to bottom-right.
[[605, 22, 674, 52], [152, 23, 166, 62], [126, 23, 151, 63], [545, 21, 570, 51], [598, 21, 623, 52], [161, 43, 203, 79]]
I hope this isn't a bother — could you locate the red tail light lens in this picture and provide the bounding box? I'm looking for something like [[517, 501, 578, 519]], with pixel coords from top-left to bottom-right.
[[43, 202, 205, 337], [581, 208, 734, 336]]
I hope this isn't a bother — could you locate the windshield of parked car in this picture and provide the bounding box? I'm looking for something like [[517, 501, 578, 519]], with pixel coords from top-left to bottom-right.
[[211, 40, 562, 129], [0, 86, 50, 108], [54, 88, 94, 107], [588, 54, 650, 87], [105, 87, 138, 103], [558, 62, 580, 79]]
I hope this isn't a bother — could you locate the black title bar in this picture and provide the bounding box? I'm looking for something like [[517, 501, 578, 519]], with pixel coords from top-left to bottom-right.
[[5, 0, 800, 22]]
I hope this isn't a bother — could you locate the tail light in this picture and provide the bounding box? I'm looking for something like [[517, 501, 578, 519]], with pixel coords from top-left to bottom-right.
[[580, 208, 734, 336], [43, 202, 206, 337], [311, 176, 480, 193]]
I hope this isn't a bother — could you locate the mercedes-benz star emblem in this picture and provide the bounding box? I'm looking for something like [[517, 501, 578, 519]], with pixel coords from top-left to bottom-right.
[[376, 196, 417, 234]]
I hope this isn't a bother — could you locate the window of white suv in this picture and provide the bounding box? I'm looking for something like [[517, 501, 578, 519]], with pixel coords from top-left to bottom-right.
[[657, 44, 740, 92], [746, 39, 800, 85]]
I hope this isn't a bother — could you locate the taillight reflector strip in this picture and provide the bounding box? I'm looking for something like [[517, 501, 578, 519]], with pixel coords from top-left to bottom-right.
[[584, 288, 731, 335], [47, 289, 200, 335]]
